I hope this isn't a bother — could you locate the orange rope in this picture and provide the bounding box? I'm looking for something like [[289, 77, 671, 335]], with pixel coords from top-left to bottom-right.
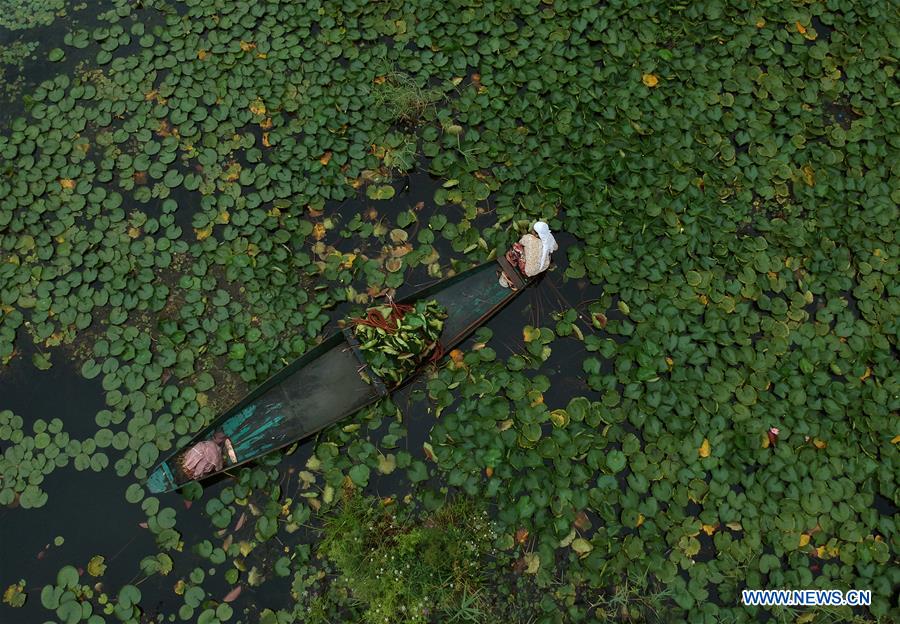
[[351, 301, 414, 333]]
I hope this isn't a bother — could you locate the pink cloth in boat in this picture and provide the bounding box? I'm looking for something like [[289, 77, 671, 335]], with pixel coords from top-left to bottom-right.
[[182, 440, 223, 478]]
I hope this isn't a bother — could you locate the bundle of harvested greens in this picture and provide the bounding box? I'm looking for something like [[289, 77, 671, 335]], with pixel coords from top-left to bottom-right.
[[351, 299, 447, 387]]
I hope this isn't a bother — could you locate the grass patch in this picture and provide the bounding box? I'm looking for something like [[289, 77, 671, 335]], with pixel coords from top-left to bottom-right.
[[316, 493, 497, 624], [588, 568, 674, 623], [372, 71, 443, 126]]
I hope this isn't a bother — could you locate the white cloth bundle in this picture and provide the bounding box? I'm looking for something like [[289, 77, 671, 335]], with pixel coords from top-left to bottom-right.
[[531, 221, 558, 275]]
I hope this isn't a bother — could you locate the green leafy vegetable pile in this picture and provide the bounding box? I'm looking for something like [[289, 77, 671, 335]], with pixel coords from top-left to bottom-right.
[[352, 299, 446, 387]]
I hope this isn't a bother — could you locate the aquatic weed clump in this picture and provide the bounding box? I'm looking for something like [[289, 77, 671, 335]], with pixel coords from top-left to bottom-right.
[[317, 493, 497, 624], [371, 71, 444, 126]]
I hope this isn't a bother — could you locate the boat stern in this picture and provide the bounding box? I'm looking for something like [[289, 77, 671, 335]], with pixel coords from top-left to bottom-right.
[[146, 461, 177, 494]]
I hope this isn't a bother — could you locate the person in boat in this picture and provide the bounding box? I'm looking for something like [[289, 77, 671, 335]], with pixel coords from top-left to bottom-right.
[[499, 221, 558, 288], [180, 431, 237, 479]]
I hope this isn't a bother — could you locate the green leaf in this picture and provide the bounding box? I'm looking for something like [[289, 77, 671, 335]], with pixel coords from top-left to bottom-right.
[[348, 464, 370, 487], [366, 184, 395, 200], [32, 352, 52, 370], [606, 450, 627, 473], [56, 565, 79, 589], [81, 359, 102, 379]]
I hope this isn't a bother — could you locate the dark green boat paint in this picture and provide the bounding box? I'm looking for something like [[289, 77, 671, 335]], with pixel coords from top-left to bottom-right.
[[146, 261, 535, 493]]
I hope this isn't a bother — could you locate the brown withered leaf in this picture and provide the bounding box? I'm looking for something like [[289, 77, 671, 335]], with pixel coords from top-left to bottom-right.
[[573, 511, 591, 531], [222, 586, 242, 603]]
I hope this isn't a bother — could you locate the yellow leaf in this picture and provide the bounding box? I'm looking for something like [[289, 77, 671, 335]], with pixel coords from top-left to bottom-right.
[[196, 392, 208, 407], [319, 151, 333, 166], [725, 522, 743, 531], [795, 21, 806, 34], [240, 40, 256, 52], [197, 49, 208, 60], [312, 223, 326, 241], [377, 454, 396, 475], [238, 541, 254, 557], [256, 52, 267, 59], [701, 524, 717, 536], [642, 73, 659, 87], [524, 552, 540, 574], [812, 438, 827, 449], [523, 326, 541, 343], [762, 433, 770, 449], [801, 164, 815, 186], [127, 227, 141, 239], [799, 534, 811, 547], [59, 178, 76, 189], [755, 17, 766, 28], [262, 132, 271, 147], [529, 392, 544, 407], [174, 579, 185, 595], [571, 537, 593, 556], [223, 164, 241, 182], [217, 211, 230, 224], [194, 225, 213, 241], [665, 356, 674, 371], [859, 367, 871, 381], [3, 581, 25, 607], [249, 99, 266, 116], [549, 409, 569, 428], [635, 513, 645, 528], [699, 438, 711, 458], [87, 555, 106, 576], [892, 434, 900, 445]]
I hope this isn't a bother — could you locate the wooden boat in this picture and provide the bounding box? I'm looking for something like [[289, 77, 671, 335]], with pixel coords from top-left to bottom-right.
[[146, 257, 535, 493]]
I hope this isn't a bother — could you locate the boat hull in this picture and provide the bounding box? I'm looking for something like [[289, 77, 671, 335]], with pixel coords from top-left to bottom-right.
[[147, 261, 531, 493]]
